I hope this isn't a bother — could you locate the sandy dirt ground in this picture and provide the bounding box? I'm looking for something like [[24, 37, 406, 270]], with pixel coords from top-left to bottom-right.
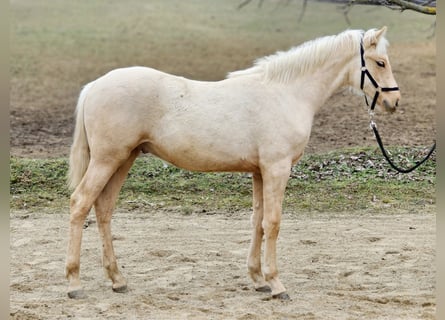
[[10, 207, 435, 319]]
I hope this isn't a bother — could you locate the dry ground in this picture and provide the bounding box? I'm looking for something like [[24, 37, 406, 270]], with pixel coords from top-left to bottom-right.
[[10, 208, 435, 319]]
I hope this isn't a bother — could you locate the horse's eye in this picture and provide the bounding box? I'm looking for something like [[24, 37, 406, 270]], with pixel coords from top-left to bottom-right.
[[376, 61, 385, 68]]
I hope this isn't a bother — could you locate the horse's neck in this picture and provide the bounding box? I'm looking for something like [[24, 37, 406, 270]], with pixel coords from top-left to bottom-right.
[[291, 54, 355, 114]]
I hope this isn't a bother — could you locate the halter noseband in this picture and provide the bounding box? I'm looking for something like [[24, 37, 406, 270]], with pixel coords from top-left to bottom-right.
[[359, 41, 399, 111]]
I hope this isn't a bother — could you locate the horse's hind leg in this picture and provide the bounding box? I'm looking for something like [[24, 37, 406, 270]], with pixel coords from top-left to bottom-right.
[[93, 149, 139, 293], [66, 157, 125, 299], [247, 173, 270, 292]]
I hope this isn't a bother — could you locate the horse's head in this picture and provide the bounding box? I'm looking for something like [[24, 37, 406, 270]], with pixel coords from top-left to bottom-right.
[[356, 26, 401, 113]]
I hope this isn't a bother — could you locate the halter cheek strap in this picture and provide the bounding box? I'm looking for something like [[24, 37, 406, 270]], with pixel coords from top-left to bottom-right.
[[359, 42, 399, 110]]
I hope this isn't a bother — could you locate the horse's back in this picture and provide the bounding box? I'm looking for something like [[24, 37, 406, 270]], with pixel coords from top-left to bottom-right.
[[80, 67, 257, 168], [80, 66, 309, 172], [89, 66, 179, 101]]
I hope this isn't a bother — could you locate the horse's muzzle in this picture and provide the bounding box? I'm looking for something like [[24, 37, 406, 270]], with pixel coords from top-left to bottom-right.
[[383, 98, 398, 113]]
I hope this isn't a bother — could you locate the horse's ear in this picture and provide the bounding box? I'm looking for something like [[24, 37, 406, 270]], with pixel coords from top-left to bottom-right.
[[375, 26, 387, 42], [364, 26, 387, 48]]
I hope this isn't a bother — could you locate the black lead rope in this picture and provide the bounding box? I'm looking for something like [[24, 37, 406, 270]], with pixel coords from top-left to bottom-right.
[[370, 121, 436, 173]]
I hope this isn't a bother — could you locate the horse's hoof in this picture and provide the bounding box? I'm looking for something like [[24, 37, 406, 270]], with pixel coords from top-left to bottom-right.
[[255, 285, 272, 293], [272, 292, 291, 300], [67, 289, 86, 299], [112, 284, 128, 293]]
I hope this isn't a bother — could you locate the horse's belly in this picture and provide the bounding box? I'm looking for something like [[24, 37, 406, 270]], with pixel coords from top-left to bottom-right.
[[140, 141, 259, 173]]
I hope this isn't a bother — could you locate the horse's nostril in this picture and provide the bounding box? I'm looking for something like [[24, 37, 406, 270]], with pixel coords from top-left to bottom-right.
[[395, 99, 399, 107]]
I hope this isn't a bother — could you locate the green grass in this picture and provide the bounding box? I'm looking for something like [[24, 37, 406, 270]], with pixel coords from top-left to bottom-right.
[[10, 147, 435, 214]]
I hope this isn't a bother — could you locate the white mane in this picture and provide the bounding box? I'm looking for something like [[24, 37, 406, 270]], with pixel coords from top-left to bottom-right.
[[227, 29, 388, 83]]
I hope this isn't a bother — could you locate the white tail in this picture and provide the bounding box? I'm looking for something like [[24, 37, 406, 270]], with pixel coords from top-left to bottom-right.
[[67, 82, 93, 190]]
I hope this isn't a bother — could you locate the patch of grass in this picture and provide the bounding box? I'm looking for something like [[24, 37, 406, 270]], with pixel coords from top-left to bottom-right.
[[10, 147, 435, 213], [10, 157, 71, 209]]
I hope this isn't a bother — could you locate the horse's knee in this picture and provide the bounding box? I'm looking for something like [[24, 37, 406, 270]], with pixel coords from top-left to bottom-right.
[[262, 217, 281, 238]]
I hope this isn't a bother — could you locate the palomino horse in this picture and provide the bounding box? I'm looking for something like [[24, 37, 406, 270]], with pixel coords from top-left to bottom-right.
[[66, 27, 400, 299]]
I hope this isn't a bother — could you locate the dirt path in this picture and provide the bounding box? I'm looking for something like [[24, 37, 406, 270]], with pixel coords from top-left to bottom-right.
[[10, 208, 435, 319]]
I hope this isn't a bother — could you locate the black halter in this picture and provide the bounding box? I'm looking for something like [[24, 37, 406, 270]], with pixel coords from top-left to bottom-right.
[[359, 41, 399, 111]]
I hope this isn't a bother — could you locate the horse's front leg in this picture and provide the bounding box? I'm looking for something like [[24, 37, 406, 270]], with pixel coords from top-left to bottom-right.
[[261, 160, 292, 299], [247, 173, 270, 292]]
